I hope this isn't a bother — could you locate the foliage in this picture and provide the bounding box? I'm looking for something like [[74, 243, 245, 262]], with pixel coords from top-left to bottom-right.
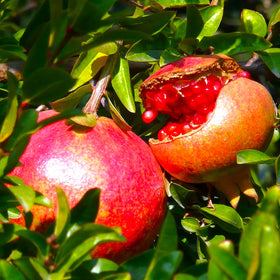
[[1, 0, 280, 278]]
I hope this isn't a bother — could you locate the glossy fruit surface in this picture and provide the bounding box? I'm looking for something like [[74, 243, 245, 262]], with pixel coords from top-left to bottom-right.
[[139, 55, 276, 207], [10, 110, 166, 263]]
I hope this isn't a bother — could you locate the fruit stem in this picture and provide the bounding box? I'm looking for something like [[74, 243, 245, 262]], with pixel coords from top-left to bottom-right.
[[83, 54, 118, 116]]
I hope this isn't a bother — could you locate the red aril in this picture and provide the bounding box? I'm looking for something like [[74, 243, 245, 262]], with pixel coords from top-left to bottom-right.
[[139, 54, 276, 208]]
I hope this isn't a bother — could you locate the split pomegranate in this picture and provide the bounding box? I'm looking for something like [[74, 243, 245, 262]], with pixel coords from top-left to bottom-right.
[[139, 55, 276, 208], [9, 110, 166, 263]]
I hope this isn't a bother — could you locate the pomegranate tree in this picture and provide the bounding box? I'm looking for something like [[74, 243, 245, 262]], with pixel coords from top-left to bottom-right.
[[139, 54, 276, 208], [10, 110, 166, 264]]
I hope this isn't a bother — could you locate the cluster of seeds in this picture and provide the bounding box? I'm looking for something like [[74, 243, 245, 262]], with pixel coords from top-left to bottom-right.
[[141, 71, 250, 141]]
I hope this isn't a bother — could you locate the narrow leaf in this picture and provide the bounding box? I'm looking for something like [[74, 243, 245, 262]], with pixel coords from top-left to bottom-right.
[[0, 72, 18, 142], [111, 54, 136, 113], [257, 48, 280, 78], [55, 187, 71, 242], [0, 259, 25, 280], [208, 246, 247, 280]]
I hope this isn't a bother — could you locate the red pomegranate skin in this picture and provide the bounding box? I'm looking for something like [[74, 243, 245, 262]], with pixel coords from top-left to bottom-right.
[[148, 77, 276, 183], [10, 110, 166, 264]]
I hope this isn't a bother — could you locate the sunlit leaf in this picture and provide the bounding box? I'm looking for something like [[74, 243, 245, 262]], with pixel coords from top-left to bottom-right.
[[0, 259, 25, 280], [197, 6, 223, 40], [237, 149, 275, 165], [241, 9, 267, 37], [0, 72, 18, 142], [199, 204, 244, 233], [55, 187, 71, 243], [198, 32, 271, 55], [111, 54, 136, 113]]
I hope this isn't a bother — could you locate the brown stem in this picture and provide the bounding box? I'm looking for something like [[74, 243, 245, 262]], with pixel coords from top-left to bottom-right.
[[83, 54, 118, 116], [210, 0, 219, 6]]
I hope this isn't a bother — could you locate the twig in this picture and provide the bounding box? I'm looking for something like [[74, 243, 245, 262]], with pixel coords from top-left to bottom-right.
[[82, 54, 118, 116]]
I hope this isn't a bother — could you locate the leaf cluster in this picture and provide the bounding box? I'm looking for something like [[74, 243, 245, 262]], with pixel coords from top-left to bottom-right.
[[1, 0, 280, 279]]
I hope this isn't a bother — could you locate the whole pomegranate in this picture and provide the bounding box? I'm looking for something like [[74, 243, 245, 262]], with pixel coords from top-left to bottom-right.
[[139, 54, 276, 208], [10, 110, 166, 263]]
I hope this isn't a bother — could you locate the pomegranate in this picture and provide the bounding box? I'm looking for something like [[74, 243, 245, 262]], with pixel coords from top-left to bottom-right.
[[139, 55, 276, 208], [10, 110, 166, 263]]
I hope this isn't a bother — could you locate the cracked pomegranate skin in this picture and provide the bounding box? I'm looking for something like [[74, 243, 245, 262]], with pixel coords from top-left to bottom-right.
[[148, 77, 276, 183], [139, 55, 276, 186], [10, 110, 166, 263]]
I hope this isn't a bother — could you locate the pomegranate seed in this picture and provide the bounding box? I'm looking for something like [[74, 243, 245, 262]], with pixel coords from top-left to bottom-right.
[[154, 92, 168, 111], [161, 84, 180, 107], [142, 109, 158, 123], [158, 128, 168, 141], [192, 113, 207, 125], [165, 123, 182, 138], [181, 122, 192, 134], [180, 86, 193, 99], [236, 71, 251, 79]]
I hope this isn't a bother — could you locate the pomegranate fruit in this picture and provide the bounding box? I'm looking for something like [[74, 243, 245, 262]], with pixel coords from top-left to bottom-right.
[[10, 110, 166, 263], [139, 55, 276, 208]]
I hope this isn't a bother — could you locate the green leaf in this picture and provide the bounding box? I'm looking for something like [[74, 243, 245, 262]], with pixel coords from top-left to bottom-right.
[[20, 1, 50, 49], [67, 0, 117, 33], [9, 183, 35, 213], [181, 217, 200, 233], [65, 29, 151, 59], [71, 49, 109, 90], [146, 251, 183, 280], [55, 187, 71, 243], [55, 224, 125, 273], [238, 187, 280, 280], [52, 83, 92, 112], [275, 155, 280, 185], [259, 224, 280, 280], [126, 34, 169, 62], [169, 183, 199, 208], [156, 211, 178, 256], [241, 9, 267, 37], [268, 5, 280, 28], [120, 250, 154, 280], [208, 246, 247, 280], [186, 5, 204, 39], [22, 68, 75, 105], [111, 54, 136, 113], [198, 32, 271, 55], [16, 230, 49, 258], [4, 109, 38, 151], [13, 258, 43, 280], [257, 48, 280, 78], [237, 149, 275, 165], [100, 273, 132, 280], [23, 24, 50, 78], [70, 113, 96, 127], [120, 11, 175, 35], [0, 72, 18, 142], [0, 259, 25, 280], [71, 188, 100, 225], [156, 0, 209, 8], [199, 204, 244, 233], [0, 44, 27, 62], [197, 6, 223, 40], [173, 273, 198, 280]]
